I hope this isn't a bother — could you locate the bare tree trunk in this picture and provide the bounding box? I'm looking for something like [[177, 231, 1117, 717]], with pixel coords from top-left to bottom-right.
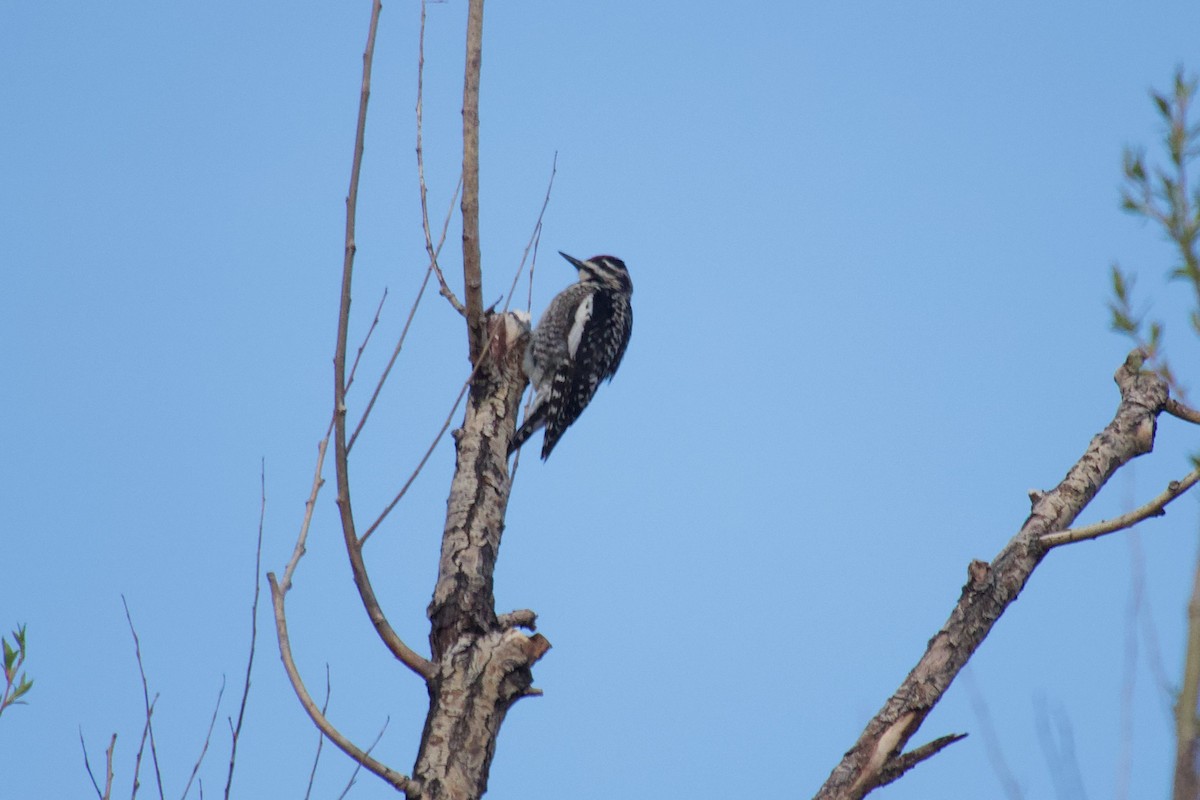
[[413, 315, 550, 800]]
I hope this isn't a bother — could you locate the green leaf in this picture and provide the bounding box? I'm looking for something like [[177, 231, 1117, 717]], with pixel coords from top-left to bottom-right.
[[1109, 306, 1136, 333], [1153, 91, 1172, 119], [11, 678, 32, 701], [1111, 264, 1128, 300], [1123, 150, 1147, 182], [2, 639, 14, 671], [1169, 125, 1186, 167], [1174, 69, 1196, 103]]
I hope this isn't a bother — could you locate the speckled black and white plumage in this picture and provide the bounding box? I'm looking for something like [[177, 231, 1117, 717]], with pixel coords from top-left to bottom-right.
[[510, 252, 633, 459]]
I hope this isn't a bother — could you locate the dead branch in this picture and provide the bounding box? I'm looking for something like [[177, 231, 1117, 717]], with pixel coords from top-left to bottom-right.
[[348, 182, 461, 453], [80, 730, 117, 800], [1168, 397, 1200, 425], [223, 460, 266, 799], [121, 597, 163, 800], [497, 609, 538, 631], [417, 0, 466, 316], [460, 0, 485, 363], [181, 677, 225, 800], [501, 153, 557, 315], [280, 434, 330, 593], [327, 0, 433, 680], [272, 3, 431, 790], [360, 350, 485, 544], [876, 733, 967, 789], [336, 530, 435, 677], [303, 665, 332, 800], [815, 351, 1171, 800], [337, 716, 390, 799], [104, 735, 116, 800], [266, 574, 416, 796], [131, 694, 157, 800], [346, 289, 389, 402]]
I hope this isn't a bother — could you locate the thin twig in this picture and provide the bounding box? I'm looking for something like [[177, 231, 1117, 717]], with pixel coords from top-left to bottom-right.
[[104, 734, 116, 800], [280, 430, 331, 593], [347, 180, 462, 453], [81, 730, 115, 800], [266, 575, 415, 795], [303, 665, 333, 800], [223, 461, 266, 799], [360, 343, 491, 544], [337, 716, 391, 800], [276, 0, 439, 730], [502, 152, 557, 316], [460, 0, 486, 362], [417, 0, 466, 316], [131, 695, 158, 800], [506, 154, 558, 481], [1041, 467, 1200, 547], [877, 733, 967, 789], [337, 525, 434, 676], [326, 0, 433, 681], [121, 597, 163, 800], [181, 677, 225, 800], [345, 289, 388, 398]]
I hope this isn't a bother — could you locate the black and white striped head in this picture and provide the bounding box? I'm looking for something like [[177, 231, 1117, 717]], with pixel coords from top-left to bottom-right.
[[559, 252, 633, 296]]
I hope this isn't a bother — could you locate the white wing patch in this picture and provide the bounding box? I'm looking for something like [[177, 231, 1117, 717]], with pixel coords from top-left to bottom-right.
[[566, 293, 593, 358]]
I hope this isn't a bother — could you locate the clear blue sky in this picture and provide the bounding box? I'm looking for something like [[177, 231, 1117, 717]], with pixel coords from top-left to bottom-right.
[[4, 2, 1200, 798]]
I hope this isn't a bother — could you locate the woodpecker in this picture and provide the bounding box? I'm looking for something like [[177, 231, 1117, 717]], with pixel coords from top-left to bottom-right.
[[510, 252, 633, 459]]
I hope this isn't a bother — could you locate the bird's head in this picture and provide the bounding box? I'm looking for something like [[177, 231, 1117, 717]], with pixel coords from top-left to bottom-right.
[[560, 251, 633, 296]]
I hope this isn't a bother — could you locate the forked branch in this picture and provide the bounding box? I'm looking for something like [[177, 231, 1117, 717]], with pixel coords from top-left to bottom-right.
[[327, 0, 433, 680], [1041, 466, 1200, 547], [267, 575, 416, 796], [815, 351, 1172, 800], [272, 2, 431, 792]]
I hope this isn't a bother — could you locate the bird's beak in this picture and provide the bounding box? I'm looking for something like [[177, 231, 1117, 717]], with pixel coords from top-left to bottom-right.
[[559, 251, 591, 279]]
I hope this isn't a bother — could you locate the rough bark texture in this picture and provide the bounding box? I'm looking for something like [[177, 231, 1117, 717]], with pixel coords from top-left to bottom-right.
[[815, 355, 1169, 800], [413, 313, 549, 800], [413, 628, 549, 800]]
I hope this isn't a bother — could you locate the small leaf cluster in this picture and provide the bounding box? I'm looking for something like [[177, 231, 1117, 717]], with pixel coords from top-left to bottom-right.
[[1110, 68, 1200, 396], [0, 624, 33, 718]]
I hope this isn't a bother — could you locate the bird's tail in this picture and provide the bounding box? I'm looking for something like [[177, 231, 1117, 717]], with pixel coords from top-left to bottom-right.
[[508, 403, 547, 456]]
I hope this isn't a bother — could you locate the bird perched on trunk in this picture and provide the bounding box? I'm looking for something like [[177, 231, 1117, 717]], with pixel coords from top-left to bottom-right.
[[509, 252, 634, 459]]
